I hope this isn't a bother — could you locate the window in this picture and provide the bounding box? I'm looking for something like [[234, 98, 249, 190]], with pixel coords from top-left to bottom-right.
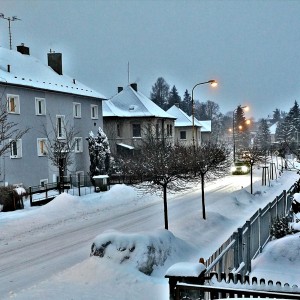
[[117, 124, 122, 138], [91, 105, 98, 119], [37, 138, 47, 156], [74, 137, 83, 153], [167, 124, 173, 137], [132, 123, 141, 137], [56, 115, 66, 139], [10, 139, 22, 158], [73, 102, 81, 118], [180, 131, 186, 140], [7, 94, 20, 114], [35, 98, 46, 115]]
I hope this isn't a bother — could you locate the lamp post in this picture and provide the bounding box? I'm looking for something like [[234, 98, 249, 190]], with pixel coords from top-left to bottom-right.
[[232, 105, 248, 162], [0, 14, 21, 50], [192, 80, 217, 152]]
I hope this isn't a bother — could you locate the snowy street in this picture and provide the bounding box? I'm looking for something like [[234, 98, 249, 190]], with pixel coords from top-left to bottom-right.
[[0, 167, 299, 299]]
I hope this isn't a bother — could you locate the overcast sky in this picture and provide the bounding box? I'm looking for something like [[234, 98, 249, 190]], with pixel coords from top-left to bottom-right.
[[1, 0, 300, 119]]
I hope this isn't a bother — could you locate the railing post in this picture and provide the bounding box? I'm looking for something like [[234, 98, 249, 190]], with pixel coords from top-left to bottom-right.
[[245, 220, 251, 273], [233, 231, 239, 270], [29, 186, 32, 206], [45, 183, 48, 200], [77, 173, 81, 197], [237, 227, 243, 271], [258, 208, 262, 253]]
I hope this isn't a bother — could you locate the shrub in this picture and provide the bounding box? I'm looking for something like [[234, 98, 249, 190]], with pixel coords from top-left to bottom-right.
[[270, 216, 291, 239], [0, 185, 25, 212]]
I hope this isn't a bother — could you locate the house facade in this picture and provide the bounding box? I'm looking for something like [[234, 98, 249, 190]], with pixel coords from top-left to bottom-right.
[[0, 45, 106, 187], [103, 84, 176, 154]]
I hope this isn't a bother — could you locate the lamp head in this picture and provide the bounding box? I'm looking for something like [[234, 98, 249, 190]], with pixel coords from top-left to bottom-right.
[[208, 80, 218, 87]]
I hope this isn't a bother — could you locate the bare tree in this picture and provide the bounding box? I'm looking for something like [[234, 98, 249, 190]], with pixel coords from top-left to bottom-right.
[[42, 115, 78, 192], [193, 142, 231, 219], [116, 131, 194, 230], [0, 92, 29, 157]]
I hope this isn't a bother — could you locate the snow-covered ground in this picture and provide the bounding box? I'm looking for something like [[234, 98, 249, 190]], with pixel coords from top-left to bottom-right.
[[0, 164, 300, 299]]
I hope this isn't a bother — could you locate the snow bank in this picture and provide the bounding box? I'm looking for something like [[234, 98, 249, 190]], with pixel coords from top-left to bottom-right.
[[91, 229, 198, 276]]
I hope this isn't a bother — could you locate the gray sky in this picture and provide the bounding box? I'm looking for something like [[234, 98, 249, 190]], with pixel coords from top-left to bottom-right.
[[1, 0, 300, 120]]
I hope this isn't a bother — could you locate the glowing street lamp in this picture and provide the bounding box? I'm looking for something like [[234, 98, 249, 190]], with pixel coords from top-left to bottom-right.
[[192, 79, 218, 152]]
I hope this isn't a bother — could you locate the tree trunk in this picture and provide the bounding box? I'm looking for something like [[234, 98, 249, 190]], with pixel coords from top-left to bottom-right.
[[163, 184, 169, 230], [201, 174, 206, 219]]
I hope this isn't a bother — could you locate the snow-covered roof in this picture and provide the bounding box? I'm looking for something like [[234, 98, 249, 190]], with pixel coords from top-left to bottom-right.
[[103, 85, 176, 119], [199, 120, 211, 132], [167, 105, 201, 127], [269, 122, 277, 135], [0, 46, 106, 100]]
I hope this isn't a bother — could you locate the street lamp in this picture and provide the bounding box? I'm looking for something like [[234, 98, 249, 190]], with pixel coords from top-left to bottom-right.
[[192, 79, 218, 151], [0, 13, 21, 50], [232, 105, 248, 162]]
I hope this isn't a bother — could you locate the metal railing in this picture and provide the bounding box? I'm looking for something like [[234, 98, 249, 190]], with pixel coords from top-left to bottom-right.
[[204, 181, 298, 276]]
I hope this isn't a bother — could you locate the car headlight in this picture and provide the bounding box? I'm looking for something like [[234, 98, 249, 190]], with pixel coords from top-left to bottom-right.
[[231, 166, 237, 172], [241, 166, 248, 172]]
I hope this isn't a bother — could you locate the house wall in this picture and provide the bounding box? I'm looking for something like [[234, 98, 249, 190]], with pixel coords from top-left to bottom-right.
[[0, 84, 103, 187], [103, 117, 175, 154], [174, 126, 201, 145]]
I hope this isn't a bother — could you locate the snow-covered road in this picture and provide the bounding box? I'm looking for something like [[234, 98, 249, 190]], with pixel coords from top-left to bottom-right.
[[0, 168, 288, 297]]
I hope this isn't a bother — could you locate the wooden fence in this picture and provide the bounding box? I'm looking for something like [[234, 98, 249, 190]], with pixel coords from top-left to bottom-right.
[[166, 271, 300, 300]]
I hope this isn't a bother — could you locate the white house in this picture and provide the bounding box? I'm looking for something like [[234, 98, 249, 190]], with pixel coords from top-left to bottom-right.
[[167, 105, 211, 145], [0, 44, 106, 187]]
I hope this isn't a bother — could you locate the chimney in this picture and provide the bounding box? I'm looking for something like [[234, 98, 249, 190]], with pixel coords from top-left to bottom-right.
[[17, 43, 30, 55], [47, 51, 63, 75], [130, 83, 137, 92], [118, 86, 123, 93]]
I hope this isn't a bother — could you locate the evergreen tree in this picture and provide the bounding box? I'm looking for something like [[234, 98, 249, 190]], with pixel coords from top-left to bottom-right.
[[87, 127, 111, 185], [150, 77, 170, 110], [273, 108, 281, 123], [181, 89, 192, 115], [166, 85, 181, 110], [234, 105, 251, 151], [254, 118, 271, 150]]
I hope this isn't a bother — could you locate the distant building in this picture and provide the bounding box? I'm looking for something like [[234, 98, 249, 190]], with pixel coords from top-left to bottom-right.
[[103, 84, 176, 154], [0, 45, 106, 187], [166, 105, 211, 145]]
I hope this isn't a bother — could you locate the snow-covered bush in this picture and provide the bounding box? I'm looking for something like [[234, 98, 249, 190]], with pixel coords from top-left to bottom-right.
[[86, 127, 111, 184], [0, 185, 26, 212], [270, 216, 291, 239], [90, 229, 191, 275]]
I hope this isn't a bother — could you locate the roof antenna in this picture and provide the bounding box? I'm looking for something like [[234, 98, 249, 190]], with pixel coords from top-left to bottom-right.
[[0, 13, 21, 50]]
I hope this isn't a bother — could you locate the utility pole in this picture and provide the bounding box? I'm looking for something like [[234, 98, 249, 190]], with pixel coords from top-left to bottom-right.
[[0, 14, 21, 50]]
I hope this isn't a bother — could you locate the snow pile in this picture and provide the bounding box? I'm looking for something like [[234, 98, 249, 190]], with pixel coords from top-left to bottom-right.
[[90, 229, 197, 275]]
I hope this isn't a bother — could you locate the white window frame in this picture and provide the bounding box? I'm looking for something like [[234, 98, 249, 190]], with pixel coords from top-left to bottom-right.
[[74, 137, 83, 153], [37, 138, 48, 156], [7, 94, 20, 114], [10, 139, 22, 158], [56, 115, 66, 139], [73, 102, 81, 118], [35, 97, 46, 115], [91, 105, 98, 119]]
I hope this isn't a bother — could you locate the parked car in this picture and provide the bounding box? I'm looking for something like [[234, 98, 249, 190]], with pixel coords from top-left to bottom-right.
[[231, 161, 250, 175]]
